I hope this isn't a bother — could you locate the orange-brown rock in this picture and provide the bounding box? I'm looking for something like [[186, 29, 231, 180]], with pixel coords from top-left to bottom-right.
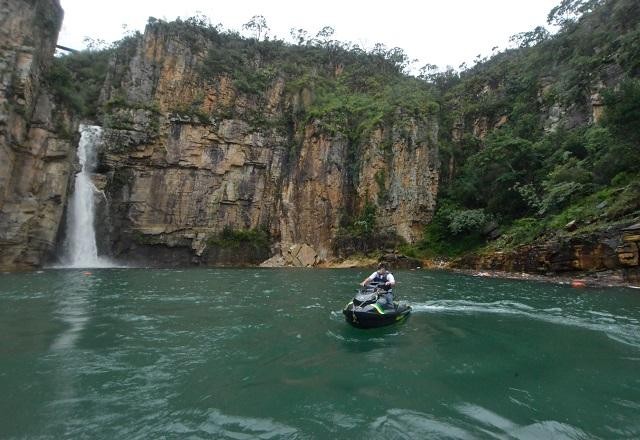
[[95, 23, 440, 266], [454, 223, 640, 283]]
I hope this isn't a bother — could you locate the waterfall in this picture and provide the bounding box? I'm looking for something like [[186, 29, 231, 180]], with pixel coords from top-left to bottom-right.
[[62, 124, 111, 268]]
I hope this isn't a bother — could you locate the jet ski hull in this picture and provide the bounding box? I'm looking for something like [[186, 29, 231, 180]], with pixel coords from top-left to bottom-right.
[[343, 303, 411, 329]]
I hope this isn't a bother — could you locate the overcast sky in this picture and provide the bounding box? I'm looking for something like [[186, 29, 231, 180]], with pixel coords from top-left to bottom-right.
[[58, 0, 560, 71]]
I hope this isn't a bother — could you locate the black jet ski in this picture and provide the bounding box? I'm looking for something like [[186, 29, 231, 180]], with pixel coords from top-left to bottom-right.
[[343, 283, 411, 329]]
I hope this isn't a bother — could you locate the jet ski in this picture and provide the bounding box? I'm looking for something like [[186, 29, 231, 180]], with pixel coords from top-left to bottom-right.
[[343, 283, 411, 329]]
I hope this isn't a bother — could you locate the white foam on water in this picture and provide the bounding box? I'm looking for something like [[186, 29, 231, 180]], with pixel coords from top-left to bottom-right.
[[411, 299, 640, 348]]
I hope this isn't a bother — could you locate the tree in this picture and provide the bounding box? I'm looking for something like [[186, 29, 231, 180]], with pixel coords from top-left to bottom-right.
[[509, 26, 551, 48], [385, 47, 410, 73], [243, 15, 269, 41], [315, 26, 335, 46], [83, 37, 107, 51], [452, 133, 540, 218], [369, 43, 409, 74], [418, 63, 438, 78], [289, 28, 309, 45], [547, 0, 603, 27], [427, 67, 459, 89]]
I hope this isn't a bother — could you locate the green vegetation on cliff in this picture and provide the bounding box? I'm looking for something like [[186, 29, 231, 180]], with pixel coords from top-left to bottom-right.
[[418, 0, 640, 257], [333, 203, 404, 256], [46, 34, 140, 118], [156, 15, 438, 173], [206, 226, 271, 264]]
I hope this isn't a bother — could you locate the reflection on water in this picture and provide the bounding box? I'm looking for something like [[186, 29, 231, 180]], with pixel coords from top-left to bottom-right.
[[50, 273, 94, 351], [167, 408, 299, 438], [0, 268, 638, 439], [366, 404, 592, 440], [47, 271, 98, 431]]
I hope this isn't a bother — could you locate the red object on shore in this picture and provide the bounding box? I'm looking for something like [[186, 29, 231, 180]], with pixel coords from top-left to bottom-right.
[[571, 279, 586, 288]]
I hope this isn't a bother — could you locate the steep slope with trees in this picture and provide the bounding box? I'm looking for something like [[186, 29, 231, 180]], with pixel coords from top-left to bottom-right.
[[420, 0, 639, 281]]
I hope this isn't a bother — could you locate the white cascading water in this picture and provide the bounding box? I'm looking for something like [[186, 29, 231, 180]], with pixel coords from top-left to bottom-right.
[[63, 124, 111, 267]]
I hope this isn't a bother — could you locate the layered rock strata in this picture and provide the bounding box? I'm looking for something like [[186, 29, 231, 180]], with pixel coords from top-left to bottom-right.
[[0, 0, 75, 270], [455, 223, 640, 283], [96, 24, 440, 266]]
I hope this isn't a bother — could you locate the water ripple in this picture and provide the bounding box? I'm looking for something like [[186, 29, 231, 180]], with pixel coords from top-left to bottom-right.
[[164, 408, 302, 439], [368, 408, 474, 439]]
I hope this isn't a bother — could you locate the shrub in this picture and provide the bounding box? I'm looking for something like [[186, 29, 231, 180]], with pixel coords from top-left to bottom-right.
[[333, 203, 405, 256], [446, 208, 491, 235], [207, 226, 270, 251], [46, 49, 112, 117], [493, 217, 545, 248]]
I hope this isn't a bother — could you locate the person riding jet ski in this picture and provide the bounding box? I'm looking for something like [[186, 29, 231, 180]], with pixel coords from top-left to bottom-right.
[[360, 262, 395, 309], [344, 262, 410, 328]]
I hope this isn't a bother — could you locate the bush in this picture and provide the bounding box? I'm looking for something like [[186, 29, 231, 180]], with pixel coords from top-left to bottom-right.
[[602, 78, 640, 144], [333, 203, 405, 256], [208, 226, 270, 250], [449, 132, 538, 219], [538, 181, 588, 215], [445, 208, 491, 235], [412, 204, 486, 257], [46, 49, 112, 117], [584, 126, 637, 184], [493, 217, 545, 248], [204, 226, 272, 264], [605, 179, 640, 219]]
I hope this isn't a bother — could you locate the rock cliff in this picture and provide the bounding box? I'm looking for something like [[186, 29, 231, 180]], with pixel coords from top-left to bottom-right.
[[0, 0, 75, 270], [95, 22, 439, 266]]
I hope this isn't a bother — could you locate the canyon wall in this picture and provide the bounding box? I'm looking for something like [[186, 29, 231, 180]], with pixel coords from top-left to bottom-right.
[[3, 2, 633, 280], [0, 0, 75, 270], [96, 24, 439, 265], [438, 0, 640, 283]]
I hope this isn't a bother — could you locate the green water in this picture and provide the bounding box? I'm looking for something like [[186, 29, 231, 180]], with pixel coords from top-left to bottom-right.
[[0, 268, 638, 439]]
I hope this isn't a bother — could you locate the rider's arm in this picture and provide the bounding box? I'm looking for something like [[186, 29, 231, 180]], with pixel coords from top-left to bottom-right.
[[360, 272, 375, 286], [386, 273, 396, 287]]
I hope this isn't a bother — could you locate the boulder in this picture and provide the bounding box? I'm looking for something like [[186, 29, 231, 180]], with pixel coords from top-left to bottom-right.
[[284, 243, 319, 267]]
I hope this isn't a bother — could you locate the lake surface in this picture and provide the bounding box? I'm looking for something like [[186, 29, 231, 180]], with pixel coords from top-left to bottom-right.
[[1, 268, 639, 439]]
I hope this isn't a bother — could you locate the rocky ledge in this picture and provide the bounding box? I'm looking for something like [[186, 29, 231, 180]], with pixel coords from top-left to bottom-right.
[[453, 222, 640, 285]]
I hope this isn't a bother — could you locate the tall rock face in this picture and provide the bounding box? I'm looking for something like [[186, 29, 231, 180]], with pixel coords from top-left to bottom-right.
[[96, 23, 439, 265], [356, 118, 439, 241], [0, 0, 75, 270]]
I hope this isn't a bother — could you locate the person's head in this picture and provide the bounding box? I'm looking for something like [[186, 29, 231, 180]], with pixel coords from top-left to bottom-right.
[[377, 262, 387, 274]]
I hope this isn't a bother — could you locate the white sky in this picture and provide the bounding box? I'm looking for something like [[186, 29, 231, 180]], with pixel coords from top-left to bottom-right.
[[58, 0, 560, 71]]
